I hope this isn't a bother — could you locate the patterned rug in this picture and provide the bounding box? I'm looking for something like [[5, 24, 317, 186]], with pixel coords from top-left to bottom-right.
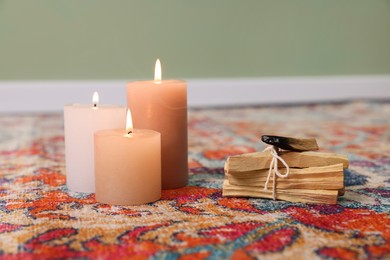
[[0, 100, 389, 259]]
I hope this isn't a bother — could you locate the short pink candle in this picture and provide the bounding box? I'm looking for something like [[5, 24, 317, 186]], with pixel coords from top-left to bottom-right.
[[94, 110, 161, 205], [126, 59, 188, 189]]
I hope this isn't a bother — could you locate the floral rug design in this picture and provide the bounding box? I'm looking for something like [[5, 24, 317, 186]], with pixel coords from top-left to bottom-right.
[[0, 101, 389, 259]]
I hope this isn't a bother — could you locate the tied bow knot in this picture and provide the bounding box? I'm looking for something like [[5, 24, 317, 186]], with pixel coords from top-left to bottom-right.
[[263, 146, 290, 200]]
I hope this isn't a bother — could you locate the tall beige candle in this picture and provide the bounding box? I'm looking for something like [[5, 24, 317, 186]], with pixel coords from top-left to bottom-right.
[[126, 60, 188, 189], [94, 110, 161, 205], [64, 92, 125, 193]]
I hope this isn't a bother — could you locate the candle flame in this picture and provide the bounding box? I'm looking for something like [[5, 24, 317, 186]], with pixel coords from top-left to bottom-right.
[[92, 91, 99, 108], [154, 59, 162, 84], [126, 109, 133, 134]]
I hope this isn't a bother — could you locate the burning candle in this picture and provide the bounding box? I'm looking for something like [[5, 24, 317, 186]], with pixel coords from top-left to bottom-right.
[[94, 109, 161, 205], [126, 59, 188, 189], [64, 92, 125, 193]]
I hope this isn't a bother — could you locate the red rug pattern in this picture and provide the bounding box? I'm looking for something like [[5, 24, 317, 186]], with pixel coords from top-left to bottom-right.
[[0, 101, 389, 259]]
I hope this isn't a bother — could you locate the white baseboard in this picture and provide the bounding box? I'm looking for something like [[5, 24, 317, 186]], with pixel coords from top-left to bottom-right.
[[0, 75, 389, 113]]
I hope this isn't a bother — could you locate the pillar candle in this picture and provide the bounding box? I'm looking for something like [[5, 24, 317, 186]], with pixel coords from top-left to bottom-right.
[[126, 60, 188, 189], [94, 110, 161, 205], [64, 92, 125, 193]]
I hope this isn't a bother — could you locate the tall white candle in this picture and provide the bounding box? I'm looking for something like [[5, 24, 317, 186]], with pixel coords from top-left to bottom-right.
[[64, 92, 126, 193]]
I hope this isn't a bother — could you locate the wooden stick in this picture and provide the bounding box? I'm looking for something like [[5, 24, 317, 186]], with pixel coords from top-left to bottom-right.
[[226, 151, 348, 174], [222, 180, 339, 204], [227, 164, 344, 190], [226, 163, 343, 178]]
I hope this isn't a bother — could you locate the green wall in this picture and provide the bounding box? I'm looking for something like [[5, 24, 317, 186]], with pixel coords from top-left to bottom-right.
[[0, 0, 389, 80]]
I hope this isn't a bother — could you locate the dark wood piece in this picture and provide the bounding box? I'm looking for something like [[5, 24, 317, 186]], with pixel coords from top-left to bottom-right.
[[261, 135, 319, 151]]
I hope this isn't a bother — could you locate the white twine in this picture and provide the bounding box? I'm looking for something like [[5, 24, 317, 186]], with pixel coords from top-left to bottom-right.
[[263, 146, 290, 200]]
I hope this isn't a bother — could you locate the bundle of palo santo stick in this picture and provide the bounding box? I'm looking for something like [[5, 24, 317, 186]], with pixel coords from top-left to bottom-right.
[[222, 135, 349, 204]]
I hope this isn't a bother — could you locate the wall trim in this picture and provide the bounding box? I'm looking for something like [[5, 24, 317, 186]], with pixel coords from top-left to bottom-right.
[[0, 75, 389, 113]]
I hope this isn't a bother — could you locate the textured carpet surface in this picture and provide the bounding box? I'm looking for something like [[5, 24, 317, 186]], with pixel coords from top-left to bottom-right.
[[0, 101, 389, 259]]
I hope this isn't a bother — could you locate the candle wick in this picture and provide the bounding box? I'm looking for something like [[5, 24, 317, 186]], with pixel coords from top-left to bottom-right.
[[128, 131, 132, 134], [94, 104, 97, 107]]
